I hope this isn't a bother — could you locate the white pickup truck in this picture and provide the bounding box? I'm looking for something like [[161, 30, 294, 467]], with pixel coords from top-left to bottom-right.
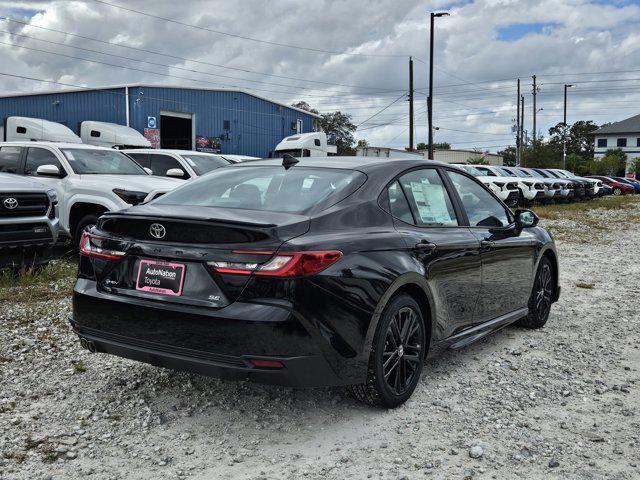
[[0, 142, 182, 242]]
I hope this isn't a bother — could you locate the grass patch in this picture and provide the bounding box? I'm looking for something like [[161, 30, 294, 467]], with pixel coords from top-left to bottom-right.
[[533, 195, 640, 220], [72, 360, 87, 374], [0, 260, 77, 304], [576, 282, 595, 289]]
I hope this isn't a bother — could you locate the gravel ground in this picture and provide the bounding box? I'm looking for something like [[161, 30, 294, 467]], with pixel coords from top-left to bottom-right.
[[1, 198, 639, 480]]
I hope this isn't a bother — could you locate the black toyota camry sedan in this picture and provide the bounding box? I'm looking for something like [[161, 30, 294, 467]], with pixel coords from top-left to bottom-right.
[[71, 157, 560, 408]]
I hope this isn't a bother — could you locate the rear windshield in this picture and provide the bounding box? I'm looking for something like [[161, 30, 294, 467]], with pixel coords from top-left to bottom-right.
[[154, 166, 365, 213], [181, 154, 230, 175], [62, 148, 147, 175]]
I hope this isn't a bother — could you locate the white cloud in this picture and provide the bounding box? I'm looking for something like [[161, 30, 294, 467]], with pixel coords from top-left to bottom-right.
[[0, 0, 639, 151]]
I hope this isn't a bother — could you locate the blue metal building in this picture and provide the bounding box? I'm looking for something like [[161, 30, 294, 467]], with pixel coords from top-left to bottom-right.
[[0, 84, 320, 157]]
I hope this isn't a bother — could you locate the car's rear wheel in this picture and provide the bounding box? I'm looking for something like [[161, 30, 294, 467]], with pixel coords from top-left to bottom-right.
[[74, 214, 99, 246], [613, 187, 622, 196], [350, 294, 425, 408], [516, 256, 554, 329]]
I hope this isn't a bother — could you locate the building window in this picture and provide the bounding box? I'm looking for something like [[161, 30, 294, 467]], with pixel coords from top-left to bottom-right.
[[597, 138, 607, 148], [617, 138, 627, 147], [296, 119, 303, 134]]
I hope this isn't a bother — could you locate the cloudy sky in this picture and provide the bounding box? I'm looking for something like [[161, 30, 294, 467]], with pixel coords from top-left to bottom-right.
[[1, 0, 639, 151]]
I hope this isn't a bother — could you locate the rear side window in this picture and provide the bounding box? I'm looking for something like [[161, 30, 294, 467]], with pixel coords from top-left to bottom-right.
[[396, 169, 458, 227], [0, 146, 21, 173], [127, 153, 150, 168], [447, 171, 511, 227], [154, 166, 365, 214], [387, 181, 413, 224], [25, 148, 65, 176]]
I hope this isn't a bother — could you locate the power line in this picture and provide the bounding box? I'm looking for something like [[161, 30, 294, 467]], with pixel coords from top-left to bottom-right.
[[89, 0, 413, 58], [0, 39, 401, 101], [0, 16, 403, 93], [355, 94, 407, 127]]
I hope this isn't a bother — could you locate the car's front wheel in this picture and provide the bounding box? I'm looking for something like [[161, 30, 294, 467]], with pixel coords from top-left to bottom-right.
[[613, 187, 622, 196], [517, 256, 555, 329], [350, 294, 426, 408]]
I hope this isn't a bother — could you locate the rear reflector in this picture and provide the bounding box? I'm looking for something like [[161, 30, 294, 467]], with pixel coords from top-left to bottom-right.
[[79, 232, 126, 261], [249, 359, 284, 369], [208, 250, 342, 277]]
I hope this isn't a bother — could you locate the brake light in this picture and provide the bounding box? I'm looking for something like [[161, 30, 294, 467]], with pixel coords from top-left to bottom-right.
[[79, 232, 126, 261], [208, 250, 342, 277]]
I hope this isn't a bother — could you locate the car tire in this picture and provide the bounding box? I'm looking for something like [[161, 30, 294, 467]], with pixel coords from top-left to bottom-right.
[[74, 214, 99, 245], [349, 294, 426, 408], [613, 187, 622, 196], [516, 256, 555, 329]]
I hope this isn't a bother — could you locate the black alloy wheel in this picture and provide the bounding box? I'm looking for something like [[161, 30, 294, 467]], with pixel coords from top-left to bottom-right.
[[517, 256, 555, 329], [350, 294, 426, 408], [613, 187, 622, 196]]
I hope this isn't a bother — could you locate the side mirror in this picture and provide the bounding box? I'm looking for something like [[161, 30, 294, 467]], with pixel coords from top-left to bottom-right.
[[515, 209, 538, 229], [143, 167, 153, 175], [36, 164, 62, 177], [166, 168, 187, 179]]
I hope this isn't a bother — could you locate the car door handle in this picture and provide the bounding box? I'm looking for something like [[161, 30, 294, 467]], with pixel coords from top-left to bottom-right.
[[481, 240, 495, 250], [414, 241, 437, 252]]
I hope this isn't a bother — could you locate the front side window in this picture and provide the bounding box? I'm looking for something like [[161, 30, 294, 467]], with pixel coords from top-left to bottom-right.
[[0, 146, 21, 173], [597, 138, 607, 148], [447, 171, 511, 228], [25, 148, 65, 176], [62, 148, 147, 175], [396, 169, 458, 227], [154, 166, 365, 214], [182, 154, 229, 176], [617, 138, 627, 147], [148, 154, 184, 177]]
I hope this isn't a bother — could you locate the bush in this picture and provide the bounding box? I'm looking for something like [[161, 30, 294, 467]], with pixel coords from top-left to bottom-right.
[[596, 149, 627, 176]]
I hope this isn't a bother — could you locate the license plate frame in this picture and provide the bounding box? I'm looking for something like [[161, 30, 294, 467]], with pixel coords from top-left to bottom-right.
[[135, 259, 186, 296]]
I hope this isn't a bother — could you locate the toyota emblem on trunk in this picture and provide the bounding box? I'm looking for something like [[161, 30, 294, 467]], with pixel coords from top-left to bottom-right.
[[3, 197, 18, 209], [149, 223, 166, 239]]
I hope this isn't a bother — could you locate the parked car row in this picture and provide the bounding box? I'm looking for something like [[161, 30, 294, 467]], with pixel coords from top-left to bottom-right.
[[0, 136, 257, 267], [454, 164, 613, 206]]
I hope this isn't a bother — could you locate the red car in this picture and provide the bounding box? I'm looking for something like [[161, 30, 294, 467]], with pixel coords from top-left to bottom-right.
[[586, 176, 635, 196]]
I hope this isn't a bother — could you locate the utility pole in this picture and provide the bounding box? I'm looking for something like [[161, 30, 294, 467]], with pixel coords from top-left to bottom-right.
[[409, 56, 414, 151], [516, 79, 520, 166], [532, 74, 537, 142], [563, 84, 574, 170], [428, 11, 449, 160], [520, 95, 525, 167]]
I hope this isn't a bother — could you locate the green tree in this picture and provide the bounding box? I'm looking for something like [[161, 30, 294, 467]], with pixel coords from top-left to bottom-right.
[[596, 149, 627, 176], [291, 102, 357, 155], [356, 139, 369, 149], [498, 146, 516, 166], [548, 120, 599, 158], [414, 142, 450, 151], [521, 140, 562, 168]]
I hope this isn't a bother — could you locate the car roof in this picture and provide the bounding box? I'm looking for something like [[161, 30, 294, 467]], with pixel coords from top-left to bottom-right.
[[231, 156, 448, 172], [125, 149, 226, 156], [0, 141, 118, 150]]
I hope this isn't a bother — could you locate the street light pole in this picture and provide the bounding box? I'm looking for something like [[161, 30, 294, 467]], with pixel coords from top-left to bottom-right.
[[563, 84, 574, 170], [428, 11, 449, 160]]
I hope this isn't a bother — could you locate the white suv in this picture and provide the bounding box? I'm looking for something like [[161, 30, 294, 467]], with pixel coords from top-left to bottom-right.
[[125, 149, 245, 179], [452, 164, 520, 207], [0, 142, 183, 242], [475, 165, 546, 204]]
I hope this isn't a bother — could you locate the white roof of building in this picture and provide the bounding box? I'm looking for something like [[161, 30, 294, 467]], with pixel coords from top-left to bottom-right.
[[0, 83, 323, 119]]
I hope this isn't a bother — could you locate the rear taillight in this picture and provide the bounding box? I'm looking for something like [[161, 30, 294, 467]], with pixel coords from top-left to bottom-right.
[[208, 250, 342, 277], [79, 232, 126, 261]]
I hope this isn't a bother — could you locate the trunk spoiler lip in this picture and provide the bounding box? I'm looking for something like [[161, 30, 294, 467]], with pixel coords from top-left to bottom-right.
[[100, 209, 310, 229]]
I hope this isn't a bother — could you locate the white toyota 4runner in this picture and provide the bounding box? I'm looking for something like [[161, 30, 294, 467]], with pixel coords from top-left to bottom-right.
[[0, 142, 183, 242]]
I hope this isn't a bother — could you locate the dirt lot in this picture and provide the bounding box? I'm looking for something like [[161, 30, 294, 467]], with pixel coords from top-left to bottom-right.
[[1, 196, 639, 480]]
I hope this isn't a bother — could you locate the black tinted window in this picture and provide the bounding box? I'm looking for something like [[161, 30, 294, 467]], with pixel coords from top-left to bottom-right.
[[25, 148, 65, 176], [447, 171, 511, 227], [149, 154, 183, 176], [155, 166, 364, 214], [387, 181, 413, 224], [127, 153, 150, 168], [397, 169, 458, 227], [0, 146, 21, 173]]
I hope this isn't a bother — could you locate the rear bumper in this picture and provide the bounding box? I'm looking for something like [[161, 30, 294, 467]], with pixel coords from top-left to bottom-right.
[[71, 279, 358, 387], [72, 324, 340, 387]]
